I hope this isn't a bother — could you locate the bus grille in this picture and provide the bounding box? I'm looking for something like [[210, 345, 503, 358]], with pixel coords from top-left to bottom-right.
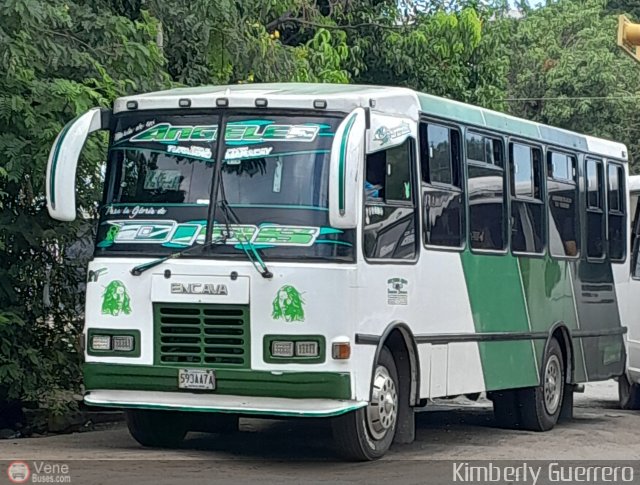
[[154, 303, 250, 368]]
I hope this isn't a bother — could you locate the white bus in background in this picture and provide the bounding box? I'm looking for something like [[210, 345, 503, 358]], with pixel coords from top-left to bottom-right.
[[620, 174, 640, 408], [47, 83, 632, 460]]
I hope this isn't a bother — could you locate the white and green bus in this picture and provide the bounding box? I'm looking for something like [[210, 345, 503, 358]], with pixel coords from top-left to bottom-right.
[[46, 84, 632, 460]]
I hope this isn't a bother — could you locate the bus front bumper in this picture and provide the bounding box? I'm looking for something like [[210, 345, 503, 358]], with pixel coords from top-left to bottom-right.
[[84, 363, 360, 417], [85, 390, 366, 417]]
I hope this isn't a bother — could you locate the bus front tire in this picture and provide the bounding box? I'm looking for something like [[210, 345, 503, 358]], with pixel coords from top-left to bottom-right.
[[125, 409, 187, 448], [619, 373, 640, 410], [332, 347, 398, 461]]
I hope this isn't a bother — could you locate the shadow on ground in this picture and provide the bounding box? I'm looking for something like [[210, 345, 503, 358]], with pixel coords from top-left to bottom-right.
[[176, 398, 612, 461]]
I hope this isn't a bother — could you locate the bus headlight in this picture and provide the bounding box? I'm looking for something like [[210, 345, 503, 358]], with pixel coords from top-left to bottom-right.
[[112, 335, 135, 352], [265, 335, 325, 362], [271, 341, 295, 358], [91, 335, 112, 351], [295, 341, 319, 357]]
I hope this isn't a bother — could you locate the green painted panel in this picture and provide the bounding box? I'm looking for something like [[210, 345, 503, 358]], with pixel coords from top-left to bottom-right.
[[518, 258, 578, 331], [418, 94, 485, 126], [482, 111, 540, 139], [418, 92, 591, 155], [84, 363, 351, 400], [154, 303, 250, 369], [518, 257, 587, 382], [460, 251, 539, 390], [538, 126, 588, 152]]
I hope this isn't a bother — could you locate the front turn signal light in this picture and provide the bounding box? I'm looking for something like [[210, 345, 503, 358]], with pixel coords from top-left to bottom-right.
[[332, 342, 351, 360]]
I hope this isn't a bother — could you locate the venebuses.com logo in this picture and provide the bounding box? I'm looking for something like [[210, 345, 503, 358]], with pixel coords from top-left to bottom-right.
[[7, 461, 30, 484], [6, 461, 71, 483]]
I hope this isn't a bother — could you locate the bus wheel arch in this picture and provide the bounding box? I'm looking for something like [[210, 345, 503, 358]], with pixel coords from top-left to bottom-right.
[[547, 322, 573, 384], [372, 321, 420, 444], [548, 323, 574, 421]]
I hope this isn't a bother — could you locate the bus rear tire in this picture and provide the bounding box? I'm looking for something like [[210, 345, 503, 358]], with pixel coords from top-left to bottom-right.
[[125, 409, 187, 448], [619, 373, 640, 410], [518, 338, 565, 431], [332, 347, 398, 461]]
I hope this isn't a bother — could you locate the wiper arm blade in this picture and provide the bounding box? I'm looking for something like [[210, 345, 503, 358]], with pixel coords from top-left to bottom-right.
[[130, 236, 225, 276], [130, 255, 172, 276], [218, 199, 273, 279], [235, 230, 273, 279]]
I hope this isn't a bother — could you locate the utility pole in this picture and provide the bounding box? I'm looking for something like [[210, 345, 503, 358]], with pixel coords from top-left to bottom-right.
[[618, 15, 640, 62]]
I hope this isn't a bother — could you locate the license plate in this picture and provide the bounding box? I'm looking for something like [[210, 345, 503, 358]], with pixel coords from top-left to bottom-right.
[[178, 369, 216, 390]]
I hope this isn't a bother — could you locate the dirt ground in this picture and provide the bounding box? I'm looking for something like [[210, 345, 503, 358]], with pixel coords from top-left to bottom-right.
[[0, 380, 637, 484]]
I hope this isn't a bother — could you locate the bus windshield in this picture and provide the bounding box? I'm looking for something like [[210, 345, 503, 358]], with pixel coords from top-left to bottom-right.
[[97, 112, 355, 262]]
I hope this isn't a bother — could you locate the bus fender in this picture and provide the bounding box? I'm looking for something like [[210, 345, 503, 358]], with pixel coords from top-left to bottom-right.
[[544, 321, 574, 385], [368, 321, 420, 407]]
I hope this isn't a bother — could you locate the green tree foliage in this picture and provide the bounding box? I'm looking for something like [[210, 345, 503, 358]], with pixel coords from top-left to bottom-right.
[[506, 0, 640, 167], [340, 1, 510, 109], [0, 0, 167, 406], [607, 0, 640, 20]]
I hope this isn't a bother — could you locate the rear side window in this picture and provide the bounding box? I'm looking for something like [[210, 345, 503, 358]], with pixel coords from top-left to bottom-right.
[[586, 159, 605, 260], [547, 152, 579, 258], [510, 143, 544, 254], [467, 133, 506, 251], [608, 163, 626, 262]]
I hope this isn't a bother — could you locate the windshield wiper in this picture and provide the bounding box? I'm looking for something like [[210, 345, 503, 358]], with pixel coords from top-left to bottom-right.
[[130, 236, 226, 276], [217, 174, 273, 279]]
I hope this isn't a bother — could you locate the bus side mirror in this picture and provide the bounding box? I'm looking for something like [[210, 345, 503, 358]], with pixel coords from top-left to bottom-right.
[[46, 108, 109, 221], [329, 108, 366, 229]]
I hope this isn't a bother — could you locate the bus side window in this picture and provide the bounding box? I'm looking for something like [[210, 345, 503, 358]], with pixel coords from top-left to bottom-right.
[[420, 122, 464, 249], [586, 159, 605, 260], [363, 139, 417, 261], [547, 151, 579, 258], [510, 143, 545, 255], [607, 163, 626, 262], [467, 133, 506, 252]]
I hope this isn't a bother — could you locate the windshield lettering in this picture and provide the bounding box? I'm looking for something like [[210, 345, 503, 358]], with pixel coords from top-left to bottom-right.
[[130, 123, 218, 143]]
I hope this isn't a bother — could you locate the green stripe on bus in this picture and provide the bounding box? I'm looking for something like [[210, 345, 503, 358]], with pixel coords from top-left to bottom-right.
[[460, 251, 539, 390], [84, 363, 352, 400], [338, 114, 357, 215], [518, 257, 587, 382]]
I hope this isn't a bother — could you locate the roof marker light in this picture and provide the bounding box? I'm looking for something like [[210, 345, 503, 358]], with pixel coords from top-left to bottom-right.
[[313, 99, 327, 109], [216, 98, 229, 107], [179, 98, 191, 108], [255, 98, 268, 108], [126, 101, 138, 110]]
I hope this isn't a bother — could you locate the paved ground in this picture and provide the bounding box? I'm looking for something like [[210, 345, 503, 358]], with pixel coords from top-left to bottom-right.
[[0, 381, 638, 484]]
